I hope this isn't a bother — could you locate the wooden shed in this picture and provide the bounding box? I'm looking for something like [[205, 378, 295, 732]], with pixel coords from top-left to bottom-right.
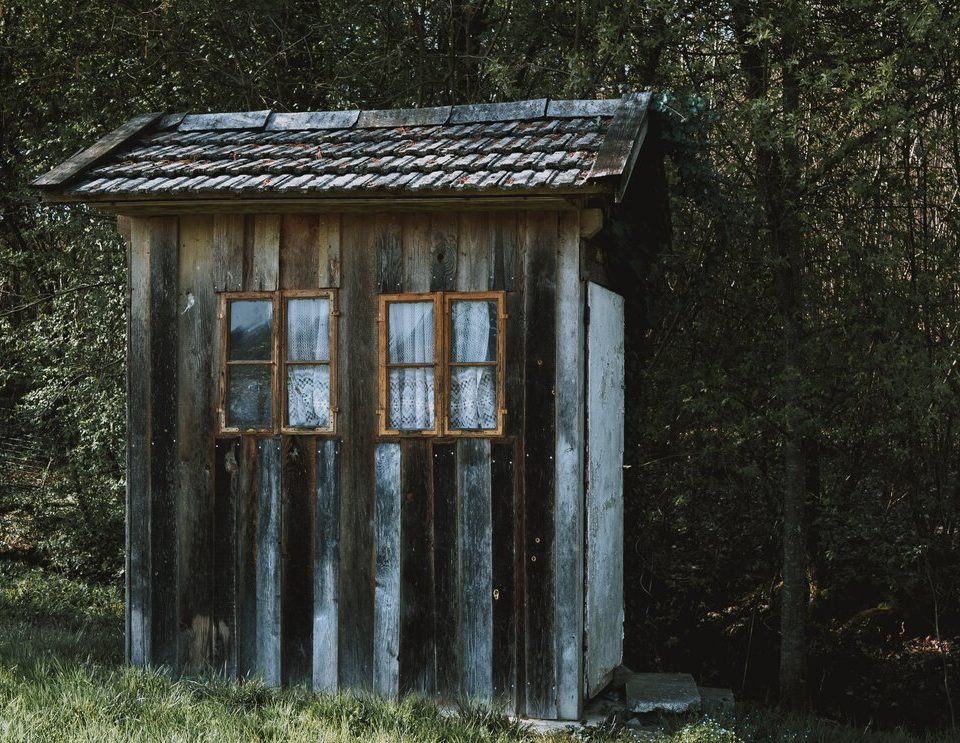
[[33, 94, 666, 720]]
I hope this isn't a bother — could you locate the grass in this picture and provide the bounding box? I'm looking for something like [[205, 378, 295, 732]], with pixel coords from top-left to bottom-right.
[[0, 563, 954, 742]]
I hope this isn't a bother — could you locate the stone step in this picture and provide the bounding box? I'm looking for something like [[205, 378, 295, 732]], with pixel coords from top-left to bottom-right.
[[625, 672, 703, 714]]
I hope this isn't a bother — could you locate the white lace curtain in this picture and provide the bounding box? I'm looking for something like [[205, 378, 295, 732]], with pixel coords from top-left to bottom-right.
[[450, 301, 496, 430], [287, 298, 331, 428], [388, 301, 435, 430]]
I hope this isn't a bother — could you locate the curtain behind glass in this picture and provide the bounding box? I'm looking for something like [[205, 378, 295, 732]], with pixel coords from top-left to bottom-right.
[[286, 297, 331, 428], [450, 301, 496, 429], [388, 302, 435, 429]]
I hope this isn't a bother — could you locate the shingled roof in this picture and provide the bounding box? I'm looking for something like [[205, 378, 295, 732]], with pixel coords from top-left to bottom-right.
[[33, 94, 651, 204]]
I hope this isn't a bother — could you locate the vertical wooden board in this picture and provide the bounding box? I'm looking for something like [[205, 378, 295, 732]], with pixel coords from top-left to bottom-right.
[[522, 211, 559, 718], [317, 214, 342, 287], [429, 213, 459, 291], [280, 214, 320, 289], [337, 213, 377, 690], [252, 214, 280, 291], [213, 438, 240, 677], [118, 215, 133, 250], [313, 440, 340, 692], [456, 212, 493, 291], [554, 212, 585, 719], [501, 214, 524, 441], [212, 214, 245, 292], [177, 214, 217, 675], [491, 212, 518, 292], [236, 437, 259, 678], [241, 215, 256, 290], [457, 438, 493, 701], [282, 436, 315, 686], [147, 216, 179, 671], [373, 443, 402, 699], [398, 439, 436, 695], [127, 218, 152, 667], [432, 443, 458, 699], [585, 282, 625, 698], [505, 213, 527, 707], [256, 437, 282, 686], [401, 214, 432, 293], [375, 214, 404, 294], [491, 441, 517, 707]]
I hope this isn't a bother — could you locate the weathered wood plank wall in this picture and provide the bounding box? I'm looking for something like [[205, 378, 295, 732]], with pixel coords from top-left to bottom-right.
[[373, 442, 402, 697], [397, 214, 436, 698], [522, 212, 559, 719], [313, 439, 340, 691], [554, 211, 585, 719], [126, 218, 155, 667], [256, 437, 282, 685], [128, 208, 598, 716], [148, 217, 180, 671], [338, 213, 377, 689], [178, 215, 217, 674]]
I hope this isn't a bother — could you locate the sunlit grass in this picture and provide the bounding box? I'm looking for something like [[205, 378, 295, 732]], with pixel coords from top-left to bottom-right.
[[0, 563, 952, 742]]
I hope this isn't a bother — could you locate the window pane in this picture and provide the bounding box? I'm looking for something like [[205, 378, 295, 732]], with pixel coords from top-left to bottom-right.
[[388, 367, 435, 430], [228, 365, 272, 428], [287, 365, 330, 428], [450, 365, 496, 430], [287, 298, 330, 361], [388, 302, 434, 364], [229, 300, 273, 360], [451, 301, 497, 363]]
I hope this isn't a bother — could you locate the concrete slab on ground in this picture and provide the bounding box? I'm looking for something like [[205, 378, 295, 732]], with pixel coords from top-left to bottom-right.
[[626, 672, 702, 714]]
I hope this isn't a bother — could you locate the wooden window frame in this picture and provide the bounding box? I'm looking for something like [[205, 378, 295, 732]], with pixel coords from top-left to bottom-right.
[[378, 293, 443, 437], [218, 289, 338, 435], [378, 291, 506, 438]]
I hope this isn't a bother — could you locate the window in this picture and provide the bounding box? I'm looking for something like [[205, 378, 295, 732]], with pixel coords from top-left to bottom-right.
[[379, 292, 505, 436], [219, 290, 337, 434]]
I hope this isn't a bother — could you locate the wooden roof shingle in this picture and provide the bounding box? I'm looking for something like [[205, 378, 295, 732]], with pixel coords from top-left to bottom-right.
[[33, 94, 652, 204]]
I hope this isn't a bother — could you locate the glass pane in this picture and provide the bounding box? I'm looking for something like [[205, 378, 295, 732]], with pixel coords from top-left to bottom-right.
[[229, 300, 272, 360], [451, 301, 497, 363], [287, 365, 331, 428], [228, 365, 272, 428], [287, 298, 330, 361], [388, 302, 434, 364], [449, 365, 496, 430], [388, 367, 435, 430]]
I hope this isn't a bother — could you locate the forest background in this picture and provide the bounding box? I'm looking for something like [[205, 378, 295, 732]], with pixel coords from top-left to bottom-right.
[[1, 0, 958, 733]]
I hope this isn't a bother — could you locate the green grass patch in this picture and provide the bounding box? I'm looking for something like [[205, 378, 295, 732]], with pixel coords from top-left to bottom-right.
[[0, 563, 953, 742]]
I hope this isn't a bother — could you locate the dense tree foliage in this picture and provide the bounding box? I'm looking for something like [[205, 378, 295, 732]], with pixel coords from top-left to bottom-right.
[[1, 0, 958, 731]]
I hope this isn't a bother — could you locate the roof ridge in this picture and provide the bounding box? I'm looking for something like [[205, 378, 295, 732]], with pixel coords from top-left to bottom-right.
[[166, 96, 629, 133]]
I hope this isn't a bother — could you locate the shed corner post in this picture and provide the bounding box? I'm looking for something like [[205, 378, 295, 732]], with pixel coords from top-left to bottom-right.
[[555, 209, 586, 720]]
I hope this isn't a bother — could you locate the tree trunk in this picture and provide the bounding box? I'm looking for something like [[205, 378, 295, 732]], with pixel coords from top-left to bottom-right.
[[730, 0, 810, 708]]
